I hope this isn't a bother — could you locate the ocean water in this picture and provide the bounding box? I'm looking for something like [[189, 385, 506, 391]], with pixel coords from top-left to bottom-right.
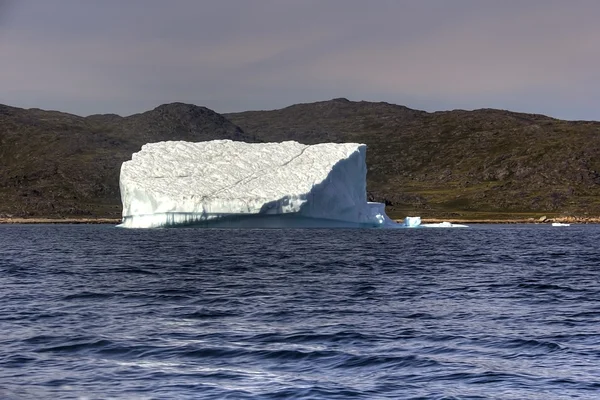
[[1, 224, 599, 399]]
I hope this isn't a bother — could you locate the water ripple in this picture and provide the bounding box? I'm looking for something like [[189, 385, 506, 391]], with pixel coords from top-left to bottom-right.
[[1, 224, 600, 399]]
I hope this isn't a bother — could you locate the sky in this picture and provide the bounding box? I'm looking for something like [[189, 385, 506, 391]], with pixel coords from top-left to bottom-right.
[[1, 0, 599, 120]]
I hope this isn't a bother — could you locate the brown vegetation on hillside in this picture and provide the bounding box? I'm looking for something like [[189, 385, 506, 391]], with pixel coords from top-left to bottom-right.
[[226, 99, 600, 219], [1, 99, 599, 219]]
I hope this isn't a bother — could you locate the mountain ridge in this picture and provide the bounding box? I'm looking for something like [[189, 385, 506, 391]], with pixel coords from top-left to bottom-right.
[[1, 99, 599, 219], [0, 102, 255, 218], [225, 99, 600, 217]]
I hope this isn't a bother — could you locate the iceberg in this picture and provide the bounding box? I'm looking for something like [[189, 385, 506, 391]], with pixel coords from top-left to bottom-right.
[[119, 140, 398, 228]]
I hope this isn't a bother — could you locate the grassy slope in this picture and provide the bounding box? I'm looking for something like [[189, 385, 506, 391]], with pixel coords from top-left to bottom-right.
[[0, 103, 254, 217], [1, 99, 599, 219], [226, 99, 600, 219]]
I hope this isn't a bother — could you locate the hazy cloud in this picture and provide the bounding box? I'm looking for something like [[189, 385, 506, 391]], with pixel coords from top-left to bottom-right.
[[0, 0, 599, 119]]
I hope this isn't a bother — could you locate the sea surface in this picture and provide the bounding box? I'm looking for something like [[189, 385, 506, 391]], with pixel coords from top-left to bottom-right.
[[1, 224, 600, 399]]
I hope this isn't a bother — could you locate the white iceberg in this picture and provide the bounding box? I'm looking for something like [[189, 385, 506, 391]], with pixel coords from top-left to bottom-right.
[[119, 140, 398, 228]]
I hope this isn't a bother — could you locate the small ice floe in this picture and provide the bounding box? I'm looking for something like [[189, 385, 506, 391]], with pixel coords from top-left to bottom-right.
[[421, 221, 469, 228], [551, 222, 571, 227], [403, 216, 422, 227], [400, 217, 468, 228]]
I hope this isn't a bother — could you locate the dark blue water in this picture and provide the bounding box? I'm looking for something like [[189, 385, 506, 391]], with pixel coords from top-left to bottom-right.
[[1, 224, 600, 399]]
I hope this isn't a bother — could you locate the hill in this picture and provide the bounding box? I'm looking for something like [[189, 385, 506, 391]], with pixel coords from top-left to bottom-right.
[[1, 99, 599, 220], [0, 103, 254, 218], [226, 98, 600, 218]]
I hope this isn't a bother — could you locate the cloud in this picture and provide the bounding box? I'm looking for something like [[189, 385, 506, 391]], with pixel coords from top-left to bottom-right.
[[0, 0, 599, 119], [260, 2, 600, 95]]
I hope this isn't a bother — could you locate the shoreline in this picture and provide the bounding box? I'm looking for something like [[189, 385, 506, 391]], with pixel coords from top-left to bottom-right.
[[410, 217, 600, 224], [0, 218, 122, 224], [1, 216, 599, 225]]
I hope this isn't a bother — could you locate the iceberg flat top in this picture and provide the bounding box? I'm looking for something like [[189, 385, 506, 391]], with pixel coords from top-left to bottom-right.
[[122, 140, 363, 201]]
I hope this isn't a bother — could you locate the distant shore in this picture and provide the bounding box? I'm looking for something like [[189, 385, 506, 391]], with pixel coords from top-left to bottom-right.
[[0, 218, 121, 224], [1, 216, 599, 225], [412, 216, 600, 224]]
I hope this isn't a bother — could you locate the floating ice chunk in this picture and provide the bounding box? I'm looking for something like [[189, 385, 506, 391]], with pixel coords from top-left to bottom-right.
[[421, 221, 469, 228], [118, 140, 398, 228], [403, 216, 422, 227]]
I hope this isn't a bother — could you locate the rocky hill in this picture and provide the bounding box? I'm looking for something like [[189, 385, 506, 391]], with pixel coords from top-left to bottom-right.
[[0, 103, 254, 218], [1, 99, 599, 219], [226, 98, 600, 218]]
